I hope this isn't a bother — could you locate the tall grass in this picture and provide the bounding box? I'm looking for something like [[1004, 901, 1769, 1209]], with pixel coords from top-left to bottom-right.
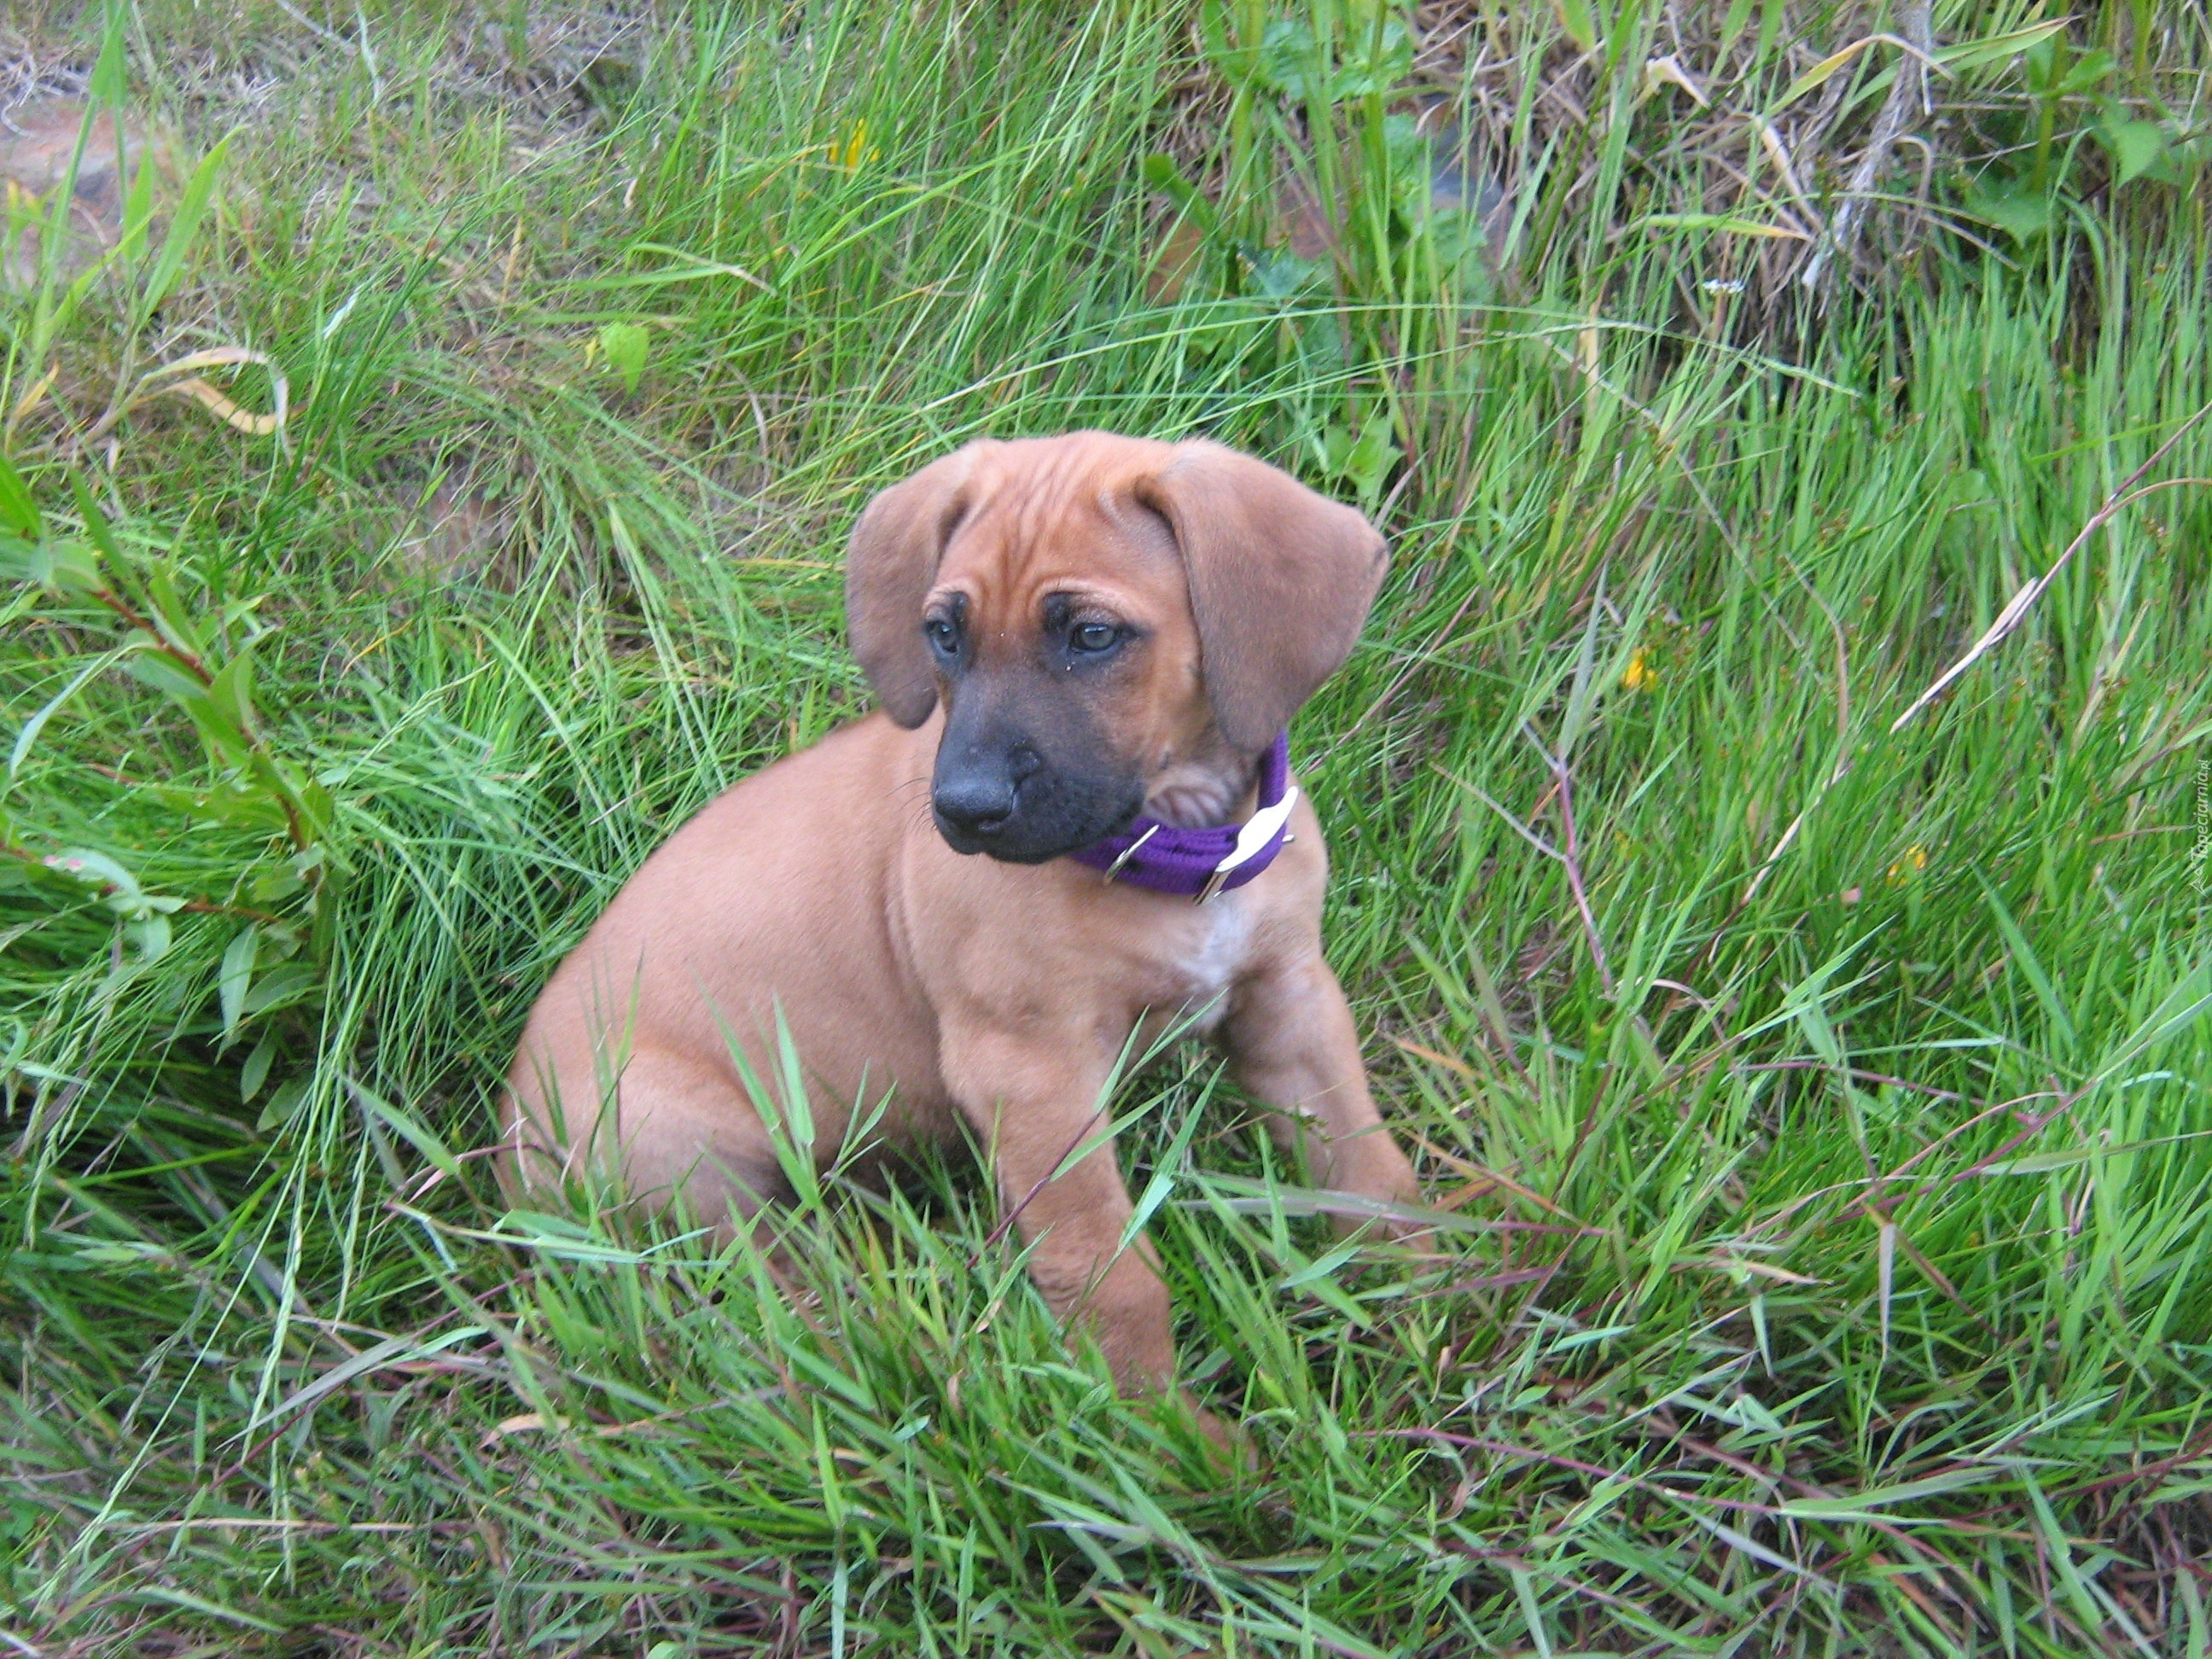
[[4, 2, 2210, 1652]]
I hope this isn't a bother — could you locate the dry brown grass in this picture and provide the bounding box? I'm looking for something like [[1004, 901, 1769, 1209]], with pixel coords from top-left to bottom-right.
[[1148, 2, 2210, 329]]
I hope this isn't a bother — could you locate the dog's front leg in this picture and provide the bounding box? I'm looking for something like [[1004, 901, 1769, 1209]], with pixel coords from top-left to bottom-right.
[[938, 1026, 1175, 1394], [1226, 953, 1423, 1235]]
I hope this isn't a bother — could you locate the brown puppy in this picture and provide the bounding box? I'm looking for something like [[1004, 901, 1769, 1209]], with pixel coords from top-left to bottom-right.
[[500, 432, 1423, 1403]]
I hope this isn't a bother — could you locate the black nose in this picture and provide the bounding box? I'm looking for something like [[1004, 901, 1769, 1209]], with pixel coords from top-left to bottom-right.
[[932, 743, 1042, 841], [932, 772, 1018, 836]]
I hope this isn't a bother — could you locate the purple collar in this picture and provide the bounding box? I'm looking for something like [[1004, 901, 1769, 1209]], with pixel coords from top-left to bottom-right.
[[1067, 733, 1297, 901]]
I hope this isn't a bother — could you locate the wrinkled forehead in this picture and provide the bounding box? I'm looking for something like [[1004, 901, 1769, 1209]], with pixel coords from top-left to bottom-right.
[[931, 443, 1187, 618]]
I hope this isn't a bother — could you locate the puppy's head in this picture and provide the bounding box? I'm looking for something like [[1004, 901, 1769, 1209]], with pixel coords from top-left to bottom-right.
[[846, 432, 1386, 863]]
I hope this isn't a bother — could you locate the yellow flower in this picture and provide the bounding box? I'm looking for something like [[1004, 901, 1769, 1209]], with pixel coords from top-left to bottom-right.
[[1887, 844, 1928, 883], [830, 120, 879, 170], [1622, 648, 1654, 691]]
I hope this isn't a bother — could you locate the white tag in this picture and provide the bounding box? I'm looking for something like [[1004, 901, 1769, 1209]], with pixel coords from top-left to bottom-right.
[[1198, 784, 1298, 902]]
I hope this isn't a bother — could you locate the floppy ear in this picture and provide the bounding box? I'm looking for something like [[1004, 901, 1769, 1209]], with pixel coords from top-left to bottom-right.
[[1136, 441, 1388, 749], [845, 442, 992, 727]]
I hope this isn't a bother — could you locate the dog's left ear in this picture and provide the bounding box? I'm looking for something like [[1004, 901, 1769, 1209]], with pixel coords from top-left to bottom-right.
[[846, 442, 993, 727], [1137, 441, 1388, 749]]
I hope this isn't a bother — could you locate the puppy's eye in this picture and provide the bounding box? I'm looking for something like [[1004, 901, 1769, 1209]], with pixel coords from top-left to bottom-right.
[[925, 617, 958, 655], [1069, 621, 1119, 653]]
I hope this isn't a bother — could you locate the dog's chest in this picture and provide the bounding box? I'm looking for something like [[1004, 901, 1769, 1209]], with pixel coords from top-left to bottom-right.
[[1159, 896, 1255, 1029]]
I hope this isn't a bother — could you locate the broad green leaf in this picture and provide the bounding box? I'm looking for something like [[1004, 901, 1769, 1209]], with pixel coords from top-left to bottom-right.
[[240, 1033, 277, 1103], [2101, 119, 2168, 187], [1252, 15, 1411, 104], [0, 451, 40, 537], [44, 846, 140, 905], [247, 861, 307, 900], [143, 564, 209, 662], [256, 1074, 311, 1132], [1552, 0, 1597, 53], [218, 924, 259, 1045], [597, 322, 650, 394], [2023, 33, 2061, 92], [292, 777, 336, 838], [1256, 18, 1324, 101], [1965, 178, 2058, 244], [242, 961, 321, 1016], [149, 777, 290, 834], [0, 536, 102, 595], [127, 912, 172, 962], [2057, 49, 2117, 96], [1247, 247, 1321, 299], [1345, 410, 1396, 497], [207, 648, 259, 745], [1336, 17, 1412, 97], [2144, 134, 2212, 188], [135, 132, 236, 331]]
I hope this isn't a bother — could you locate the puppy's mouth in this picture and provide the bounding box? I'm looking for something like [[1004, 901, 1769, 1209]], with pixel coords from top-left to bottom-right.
[[930, 778, 1144, 864]]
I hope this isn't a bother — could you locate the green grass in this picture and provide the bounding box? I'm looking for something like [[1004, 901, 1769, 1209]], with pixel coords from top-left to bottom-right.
[[4, 2, 2212, 1652]]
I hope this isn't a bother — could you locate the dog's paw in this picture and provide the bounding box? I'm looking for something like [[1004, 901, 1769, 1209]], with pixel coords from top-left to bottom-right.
[[1150, 1390, 1255, 1474], [1378, 1209, 1447, 1260]]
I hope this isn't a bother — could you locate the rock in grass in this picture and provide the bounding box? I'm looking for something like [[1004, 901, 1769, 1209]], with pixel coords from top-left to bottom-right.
[[1, 97, 177, 290]]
